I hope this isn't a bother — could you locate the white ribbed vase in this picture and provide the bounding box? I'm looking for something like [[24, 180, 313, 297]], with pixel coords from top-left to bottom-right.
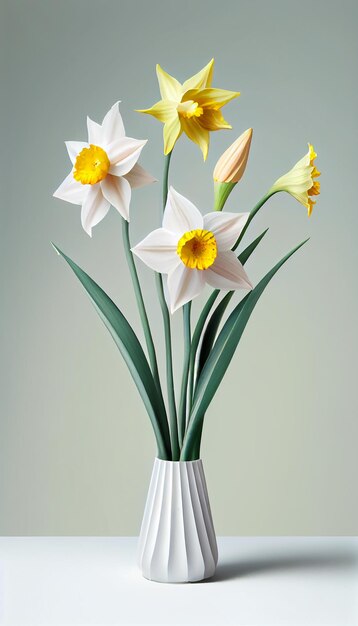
[[138, 458, 218, 583]]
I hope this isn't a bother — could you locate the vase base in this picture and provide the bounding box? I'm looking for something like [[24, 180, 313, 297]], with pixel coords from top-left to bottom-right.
[[138, 458, 218, 585], [141, 567, 217, 584]]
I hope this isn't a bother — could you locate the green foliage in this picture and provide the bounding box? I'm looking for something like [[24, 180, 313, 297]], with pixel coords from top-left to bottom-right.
[[197, 228, 269, 379], [52, 244, 171, 460], [181, 239, 309, 460]]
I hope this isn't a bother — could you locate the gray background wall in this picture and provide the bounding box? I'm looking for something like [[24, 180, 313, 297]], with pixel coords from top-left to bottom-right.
[[1, 0, 357, 535]]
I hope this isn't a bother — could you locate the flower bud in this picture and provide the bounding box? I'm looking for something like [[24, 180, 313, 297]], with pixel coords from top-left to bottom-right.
[[214, 128, 253, 184], [213, 129, 253, 210]]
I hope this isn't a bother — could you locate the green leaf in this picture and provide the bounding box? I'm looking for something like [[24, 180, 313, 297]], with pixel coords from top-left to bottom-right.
[[197, 291, 234, 375], [52, 244, 171, 460], [238, 228, 269, 265], [197, 228, 269, 377], [181, 239, 309, 460]]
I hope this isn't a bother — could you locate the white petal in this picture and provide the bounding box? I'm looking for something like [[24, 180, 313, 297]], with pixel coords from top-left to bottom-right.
[[123, 163, 156, 189], [65, 141, 88, 164], [53, 171, 88, 205], [163, 187, 203, 235], [203, 212, 250, 251], [100, 174, 131, 221], [101, 101, 125, 144], [132, 228, 179, 273], [167, 263, 205, 314], [87, 116, 103, 144], [107, 137, 146, 175], [205, 251, 253, 291], [81, 185, 110, 236]]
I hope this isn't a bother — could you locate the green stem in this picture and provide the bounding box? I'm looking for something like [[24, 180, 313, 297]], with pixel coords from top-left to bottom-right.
[[233, 191, 276, 250], [178, 302, 191, 446], [155, 151, 180, 460], [187, 290, 220, 410], [121, 219, 161, 392], [162, 152, 172, 205]]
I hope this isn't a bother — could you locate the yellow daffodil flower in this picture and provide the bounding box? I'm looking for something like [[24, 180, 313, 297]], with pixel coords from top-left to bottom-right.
[[270, 144, 320, 216], [137, 59, 240, 160]]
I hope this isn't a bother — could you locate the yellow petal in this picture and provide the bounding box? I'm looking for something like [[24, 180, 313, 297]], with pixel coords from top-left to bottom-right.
[[163, 115, 182, 155], [180, 117, 210, 160], [307, 199, 315, 217], [136, 100, 177, 122], [309, 143, 317, 163], [182, 59, 214, 92], [272, 166, 312, 193], [308, 180, 320, 196], [199, 109, 232, 131], [295, 144, 318, 170], [196, 88, 240, 110], [156, 64, 182, 101], [181, 88, 201, 103]]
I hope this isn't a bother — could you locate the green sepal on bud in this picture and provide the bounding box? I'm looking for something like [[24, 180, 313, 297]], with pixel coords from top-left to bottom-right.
[[213, 181, 236, 211]]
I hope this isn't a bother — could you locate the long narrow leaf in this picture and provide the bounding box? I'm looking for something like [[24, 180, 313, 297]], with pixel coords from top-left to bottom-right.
[[238, 228, 270, 265], [53, 244, 171, 460], [197, 228, 269, 377], [181, 239, 309, 460], [197, 291, 234, 375]]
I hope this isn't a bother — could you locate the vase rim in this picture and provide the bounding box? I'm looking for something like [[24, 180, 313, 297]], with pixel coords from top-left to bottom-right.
[[155, 457, 202, 464]]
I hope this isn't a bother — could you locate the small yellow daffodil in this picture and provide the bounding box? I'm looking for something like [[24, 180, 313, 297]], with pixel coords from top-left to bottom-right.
[[137, 59, 240, 160], [270, 144, 320, 216]]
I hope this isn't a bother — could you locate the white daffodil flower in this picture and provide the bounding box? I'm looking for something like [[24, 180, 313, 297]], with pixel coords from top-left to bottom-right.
[[132, 187, 252, 313], [53, 102, 155, 236]]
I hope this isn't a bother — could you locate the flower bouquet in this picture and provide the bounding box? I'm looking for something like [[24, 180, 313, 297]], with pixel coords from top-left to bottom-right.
[[53, 59, 319, 583]]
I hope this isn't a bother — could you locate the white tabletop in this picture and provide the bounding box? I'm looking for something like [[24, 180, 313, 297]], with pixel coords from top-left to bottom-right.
[[0, 537, 357, 625]]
